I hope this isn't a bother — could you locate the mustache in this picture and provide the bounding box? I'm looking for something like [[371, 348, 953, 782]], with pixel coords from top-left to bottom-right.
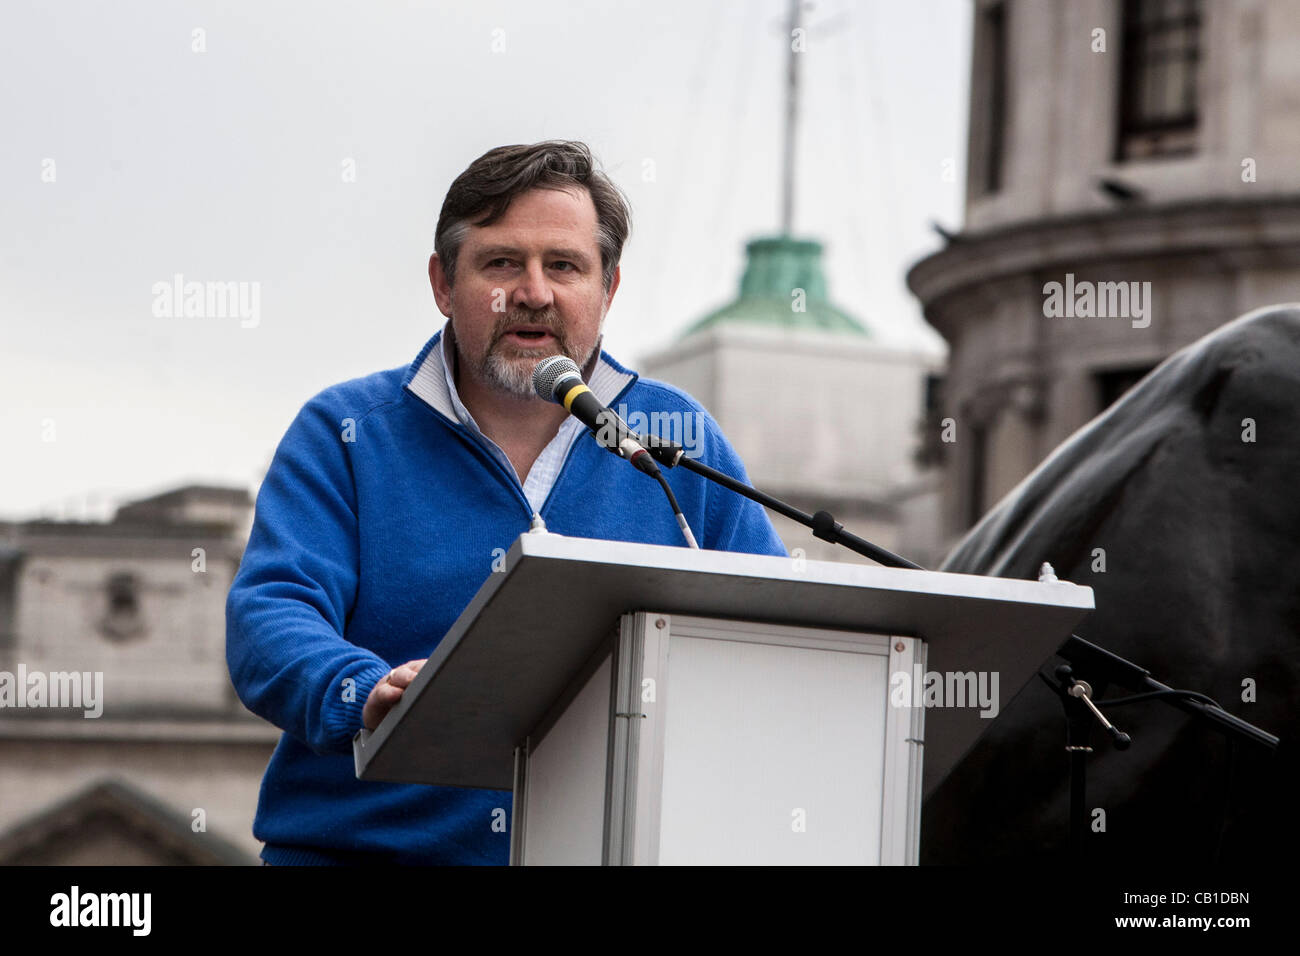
[[492, 310, 568, 346]]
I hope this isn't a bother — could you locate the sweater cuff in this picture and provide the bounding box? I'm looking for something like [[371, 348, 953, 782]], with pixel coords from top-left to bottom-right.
[[322, 660, 391, 753]]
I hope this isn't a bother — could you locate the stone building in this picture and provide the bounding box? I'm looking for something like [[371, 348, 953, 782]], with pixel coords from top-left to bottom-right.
[[0, 485, 271, 864], [908, 0, 1300, 546], [642, 235, 945, 566]]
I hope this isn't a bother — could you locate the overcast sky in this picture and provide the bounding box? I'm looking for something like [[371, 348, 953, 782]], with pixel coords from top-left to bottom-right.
[[1, 0, 969, 521]]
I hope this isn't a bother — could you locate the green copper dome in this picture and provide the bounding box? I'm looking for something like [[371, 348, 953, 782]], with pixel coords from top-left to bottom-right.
[[681, 235, 870, 338]]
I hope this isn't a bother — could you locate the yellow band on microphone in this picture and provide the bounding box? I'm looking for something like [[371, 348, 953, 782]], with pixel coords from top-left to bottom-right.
[[562, 383, 592, 411]]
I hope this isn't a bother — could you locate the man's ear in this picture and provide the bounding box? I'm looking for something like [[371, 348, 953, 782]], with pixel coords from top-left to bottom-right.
[[429, 254, 453, 318], [603, 265, 621, 312]]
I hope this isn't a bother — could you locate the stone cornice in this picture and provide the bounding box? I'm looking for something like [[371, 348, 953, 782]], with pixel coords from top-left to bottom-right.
[[907, 197, 1300, 323]]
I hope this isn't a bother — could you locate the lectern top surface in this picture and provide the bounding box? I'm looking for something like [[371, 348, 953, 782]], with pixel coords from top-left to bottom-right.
[[354, 532, 1093, 795]]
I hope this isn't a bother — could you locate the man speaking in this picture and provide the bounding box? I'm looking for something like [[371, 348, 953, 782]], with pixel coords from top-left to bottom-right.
[[226, 141, 787, 865]]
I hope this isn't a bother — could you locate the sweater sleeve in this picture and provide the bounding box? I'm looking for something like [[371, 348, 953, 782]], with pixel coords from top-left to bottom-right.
[[695, 414, 789, 558], [225, 393, 391, 755]]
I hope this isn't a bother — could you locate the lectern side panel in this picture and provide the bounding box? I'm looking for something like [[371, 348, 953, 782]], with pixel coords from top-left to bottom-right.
[[521, 651, 613, 866], [629, 614, 670, 866], [607, 613, 651, 866], [905, 640, 927, 862], [656, 620, 891, 865], [880, 637, 926, 865]]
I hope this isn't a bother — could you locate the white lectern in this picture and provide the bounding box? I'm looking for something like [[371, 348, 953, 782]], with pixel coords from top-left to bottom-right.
[[353, 532, 1092, 865]]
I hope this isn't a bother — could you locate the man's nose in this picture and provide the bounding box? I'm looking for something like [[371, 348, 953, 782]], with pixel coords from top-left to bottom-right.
[[512, 259, 553, 310]]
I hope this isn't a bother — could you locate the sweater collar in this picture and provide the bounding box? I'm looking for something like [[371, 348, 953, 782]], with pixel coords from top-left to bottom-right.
[[403, 321, 637, 422]]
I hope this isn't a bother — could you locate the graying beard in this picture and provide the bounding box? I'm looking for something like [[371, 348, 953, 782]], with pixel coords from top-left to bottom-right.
[[483, 350, 542, 398], [481, 342, 598, 399]]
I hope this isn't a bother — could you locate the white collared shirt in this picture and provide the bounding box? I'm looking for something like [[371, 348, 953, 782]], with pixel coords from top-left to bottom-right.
[[437, 326, 590, 514]]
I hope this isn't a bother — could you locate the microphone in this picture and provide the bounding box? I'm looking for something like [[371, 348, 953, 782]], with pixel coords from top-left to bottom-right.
[[532, 356, 660, 477], [533, 355, 700, 548]]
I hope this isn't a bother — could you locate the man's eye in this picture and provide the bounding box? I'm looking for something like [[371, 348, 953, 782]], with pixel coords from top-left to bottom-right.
[[551, 261, 574, 271], [487, 258, 513, 268]]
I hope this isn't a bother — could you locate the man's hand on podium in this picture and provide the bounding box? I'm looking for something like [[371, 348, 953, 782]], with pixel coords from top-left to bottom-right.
[[362, 659, 427, 731]]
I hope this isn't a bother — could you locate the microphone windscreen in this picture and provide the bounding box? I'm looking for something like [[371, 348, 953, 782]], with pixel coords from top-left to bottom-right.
[[532, 355, 582, 402]]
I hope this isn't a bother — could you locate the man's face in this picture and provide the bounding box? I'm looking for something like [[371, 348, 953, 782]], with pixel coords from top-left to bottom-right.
[[429, 186, 619, 399]]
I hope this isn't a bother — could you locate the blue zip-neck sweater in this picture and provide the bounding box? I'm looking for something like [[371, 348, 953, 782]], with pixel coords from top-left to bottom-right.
[[226, 331, 788, 865]]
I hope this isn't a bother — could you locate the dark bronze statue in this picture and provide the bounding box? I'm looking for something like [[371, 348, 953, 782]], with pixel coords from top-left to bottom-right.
[[923, 305, 1300, 865]]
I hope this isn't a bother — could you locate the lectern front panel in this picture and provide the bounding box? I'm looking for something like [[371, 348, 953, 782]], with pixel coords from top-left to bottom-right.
[[658, 628, 888, 864], [611, 613, 924, 865]]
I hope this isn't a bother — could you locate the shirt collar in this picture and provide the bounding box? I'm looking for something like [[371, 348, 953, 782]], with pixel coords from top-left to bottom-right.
[[404, 320, 637, 422]]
